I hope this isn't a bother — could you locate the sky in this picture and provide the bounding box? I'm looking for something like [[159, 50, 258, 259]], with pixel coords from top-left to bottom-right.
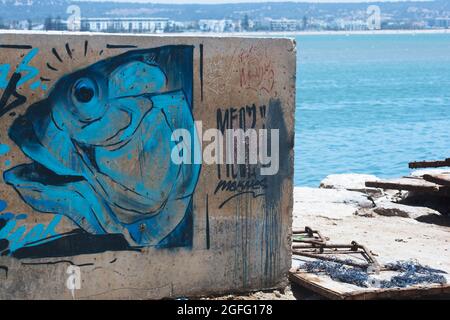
[[79, 0, 428, 3]]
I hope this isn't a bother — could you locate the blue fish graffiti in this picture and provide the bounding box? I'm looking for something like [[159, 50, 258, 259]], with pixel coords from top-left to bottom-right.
[[2, 45, 201, 253]]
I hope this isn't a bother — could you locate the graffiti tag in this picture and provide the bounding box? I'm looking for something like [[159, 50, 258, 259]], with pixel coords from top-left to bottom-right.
[[0, 48, 45, 118], [239, 45, 275, 94]]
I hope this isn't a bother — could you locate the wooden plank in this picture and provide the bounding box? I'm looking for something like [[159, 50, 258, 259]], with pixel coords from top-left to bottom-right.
[[289, 270, 450, 300], [422, 173, 450, 186], [365, 178, 443, 193], [289, 270, 347, 300], [409, 159, 450, 169]]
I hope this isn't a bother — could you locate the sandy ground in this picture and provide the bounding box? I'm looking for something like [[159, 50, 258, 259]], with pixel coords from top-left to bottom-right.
[[295, 200, 450, 275], [205, 186, 450, 300]]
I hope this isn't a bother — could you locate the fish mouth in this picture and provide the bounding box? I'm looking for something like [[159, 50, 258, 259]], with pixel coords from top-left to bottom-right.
[[3, 100, 85, 189], [3, 157, 111, 237]]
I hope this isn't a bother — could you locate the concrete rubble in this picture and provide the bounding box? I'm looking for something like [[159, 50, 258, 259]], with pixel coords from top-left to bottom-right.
[[317, 173, 449, 221], [371, 199, 441, 219], [291, 173, 450, 298], [294, 172, 447, 224], [293, 187, 374, 221], [319, 173, 380, 192]]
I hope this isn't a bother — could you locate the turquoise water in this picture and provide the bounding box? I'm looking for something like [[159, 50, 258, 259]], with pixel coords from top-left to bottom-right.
[[295, 34, 450, 186]]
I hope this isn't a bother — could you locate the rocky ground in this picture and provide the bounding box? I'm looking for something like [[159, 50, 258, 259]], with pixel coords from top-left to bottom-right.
[[209, 172, 450, 300]]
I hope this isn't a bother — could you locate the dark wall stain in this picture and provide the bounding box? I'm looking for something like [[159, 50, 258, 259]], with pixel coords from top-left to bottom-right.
[[0, 265, 7, 278], [12, 230, 141, 259], [262, 98, 292, 286]]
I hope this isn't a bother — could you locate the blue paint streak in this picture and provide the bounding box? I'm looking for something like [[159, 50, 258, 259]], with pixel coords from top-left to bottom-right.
[[7, 225, 27, 252], [0, 200, 6, 212], [0, 214, 62, 253], [30, 80, 41, 90], [16, 48, 40, 87], [0, 144, 10, 156], [0, 213, 14, 221], [0, 64, 10, 89], [0, 218, 16, 238]]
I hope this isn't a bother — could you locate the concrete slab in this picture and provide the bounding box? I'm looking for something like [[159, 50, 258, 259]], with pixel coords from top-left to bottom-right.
[[0, 32, 296, 299]]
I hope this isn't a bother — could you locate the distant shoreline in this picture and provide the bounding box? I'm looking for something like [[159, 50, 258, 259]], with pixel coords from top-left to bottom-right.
[[219, 29, 450, 36], [1, 29, 449, 38]]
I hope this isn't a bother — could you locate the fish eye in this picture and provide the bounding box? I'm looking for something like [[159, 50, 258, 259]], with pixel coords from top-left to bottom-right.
[[73, 78, 97, 104]]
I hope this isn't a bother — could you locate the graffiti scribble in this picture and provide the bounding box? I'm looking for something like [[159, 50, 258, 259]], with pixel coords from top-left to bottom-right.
[[0, 73, 27, 118], [239, 45, 275, 94]]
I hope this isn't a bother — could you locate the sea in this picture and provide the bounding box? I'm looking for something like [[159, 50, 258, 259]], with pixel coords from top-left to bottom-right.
[[295, 33, 450, 186]]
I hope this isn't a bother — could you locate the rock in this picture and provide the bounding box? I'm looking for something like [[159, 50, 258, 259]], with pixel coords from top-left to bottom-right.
[[355, 208, 375, 217], [320, 173, 379, 190], [294, 202, 359, 222], [383, 189, 409, 202], [373, 199, 441, 220], [293, 187, 374, 221], [401, 192, 450, 216], [295, 187, 374, 208], [319, 173, 383, 197]]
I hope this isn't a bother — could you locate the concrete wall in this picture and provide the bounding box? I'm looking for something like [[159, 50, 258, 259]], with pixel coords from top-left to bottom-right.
[[0, 31, 295, 299]]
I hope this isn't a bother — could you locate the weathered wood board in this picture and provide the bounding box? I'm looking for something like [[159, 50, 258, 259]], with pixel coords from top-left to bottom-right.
[[289, 270, 450, 300]]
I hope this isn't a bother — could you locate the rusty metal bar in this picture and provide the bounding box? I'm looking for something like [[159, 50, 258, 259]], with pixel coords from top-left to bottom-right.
[[292, 240, 381, 270], [292, 226, 327, 245], [293, 250, 370, 269]]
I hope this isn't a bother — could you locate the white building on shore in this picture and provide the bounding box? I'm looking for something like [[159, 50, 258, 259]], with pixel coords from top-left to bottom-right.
[[269, 19, 298, 31], [198, 19, 240, 32], [80, 18, 171, 33]]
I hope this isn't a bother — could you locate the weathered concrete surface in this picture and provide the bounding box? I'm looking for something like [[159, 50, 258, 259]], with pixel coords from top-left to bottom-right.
[[320, 173, 384, 198], [0, 32, 296, 299], [372, 199, 441, 219], [320, 173, 380, 191], [410, 169, 450, 178], [293, 187, 374, 222]]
